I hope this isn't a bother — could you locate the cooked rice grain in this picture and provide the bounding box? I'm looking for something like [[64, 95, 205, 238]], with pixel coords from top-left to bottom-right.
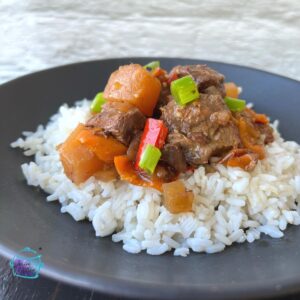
[[11, 100, 300, 256]]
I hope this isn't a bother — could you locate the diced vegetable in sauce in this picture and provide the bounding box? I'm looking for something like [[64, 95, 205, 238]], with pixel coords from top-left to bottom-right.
[[170, 75, 200, 106], [224, 96, 246, 112], [238, 118, 265, 159], [93, 164, 119, 182], [227, 154, 257, 171], [152, 67, 167, 79], [103, 64, 161, 116], [144, 61, 160, 72], [240, 108, 269, 124], [219, 148, 258, 171], [254, 113, 269, 124], [90, 92, 106, 113], [162, 180, 194, 214], [114, 155, 164, 191], [224, 82, 239, 98], [135, 118, 168, 170], [138, 144, 161, 174], [76, 127, 127, 163], [58, 124, 104, 184]]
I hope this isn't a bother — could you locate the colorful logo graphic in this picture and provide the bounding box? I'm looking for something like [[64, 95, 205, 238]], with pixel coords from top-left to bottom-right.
[[9, 247, 44, 279]]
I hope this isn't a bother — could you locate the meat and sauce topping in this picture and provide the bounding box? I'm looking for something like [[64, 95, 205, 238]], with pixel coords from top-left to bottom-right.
[[59, 62, 274, 213]]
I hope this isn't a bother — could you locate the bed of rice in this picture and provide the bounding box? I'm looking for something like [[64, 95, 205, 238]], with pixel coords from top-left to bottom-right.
[[11, 100, 300, 256]]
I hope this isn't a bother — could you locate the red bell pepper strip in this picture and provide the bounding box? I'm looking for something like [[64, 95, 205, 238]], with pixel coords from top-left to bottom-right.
[[135, 118, 168, 170]]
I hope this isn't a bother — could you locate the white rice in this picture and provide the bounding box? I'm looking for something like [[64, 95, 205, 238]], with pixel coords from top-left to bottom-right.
[[11, 100, 300, 256]]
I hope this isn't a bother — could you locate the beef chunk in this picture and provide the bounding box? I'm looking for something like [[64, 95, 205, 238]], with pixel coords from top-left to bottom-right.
[[155, 163, 177, 182], [169, 65, 226, 97], [126, 132, 142, 161], [153, 84, 172, 118], [155, 64, 226, 118], [161, 94, 240, 165], [161, 143, 187, 173], [86, 102, 146, 146]]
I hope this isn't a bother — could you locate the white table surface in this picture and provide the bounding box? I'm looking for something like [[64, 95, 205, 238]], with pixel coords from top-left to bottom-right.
[[1, 0, 300, 84]]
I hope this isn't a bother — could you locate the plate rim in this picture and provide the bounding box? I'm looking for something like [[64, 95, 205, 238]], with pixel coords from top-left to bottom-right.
[[1, 56, 299, 89], [1, 242, 300, 300]]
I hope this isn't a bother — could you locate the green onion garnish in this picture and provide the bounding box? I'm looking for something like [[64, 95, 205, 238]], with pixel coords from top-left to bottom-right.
[[90, 92, 106, 113], [170, 75, 200, 106], [138, 144, 161, 174], [144, 61, 160, 72], [224, 96, 246, 112]]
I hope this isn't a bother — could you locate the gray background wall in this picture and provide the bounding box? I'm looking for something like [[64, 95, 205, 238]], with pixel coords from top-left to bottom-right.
[[1, 0, 300, 83]]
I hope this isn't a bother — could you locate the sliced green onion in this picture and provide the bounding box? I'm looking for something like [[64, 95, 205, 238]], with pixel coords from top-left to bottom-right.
[[90, 92, 106, 113], [224, 96, 246, 112], [170, 75, 200, 106], [138, 144, 161, 174], [144, 61, 160, 72]]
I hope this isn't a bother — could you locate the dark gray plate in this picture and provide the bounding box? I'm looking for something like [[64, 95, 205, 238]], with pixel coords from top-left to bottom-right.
[[1, 58, 300, 300]]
